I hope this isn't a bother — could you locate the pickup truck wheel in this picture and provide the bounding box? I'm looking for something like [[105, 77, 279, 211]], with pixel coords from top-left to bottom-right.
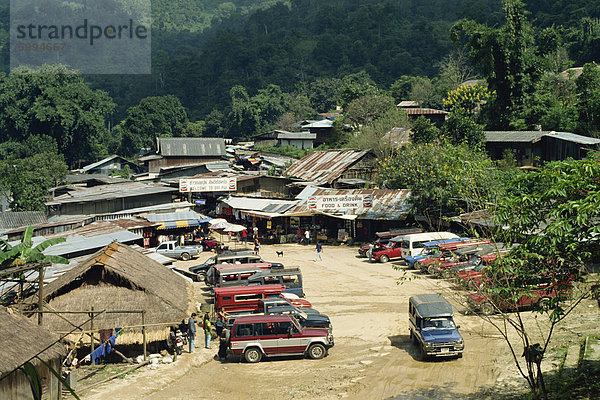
[[307, 343, 326, 359], [481, 302, 495, 316], [244, 347, 262, 363], [197, 272, 206, 282], [180, 252, 191, 261], [379, 255, 389, 263], [427, 265, 436, 275]]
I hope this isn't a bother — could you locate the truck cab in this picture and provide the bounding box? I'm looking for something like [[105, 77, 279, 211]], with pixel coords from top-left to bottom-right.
[[408, 294, 464, 360]]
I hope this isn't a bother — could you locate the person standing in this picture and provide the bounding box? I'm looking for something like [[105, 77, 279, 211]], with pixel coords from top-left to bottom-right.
[[203, 317, 212, 349], [304, 229, 310, 245], [254, 238, 261, 254], [187, 313, 198, 353], [252, 226, 258, 240], [241, 228, 248, 246], [315, 241, 323, 261], [368, 242, 375, 263], [218, 327, 229, 361]]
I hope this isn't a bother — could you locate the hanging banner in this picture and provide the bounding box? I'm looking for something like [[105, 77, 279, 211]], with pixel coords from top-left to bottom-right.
[[308, 194, 374, 211], [179, 178, 237, 192]]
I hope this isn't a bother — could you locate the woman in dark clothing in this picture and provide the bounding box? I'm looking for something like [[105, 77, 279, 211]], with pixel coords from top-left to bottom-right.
[[218, 328, 229, 361]]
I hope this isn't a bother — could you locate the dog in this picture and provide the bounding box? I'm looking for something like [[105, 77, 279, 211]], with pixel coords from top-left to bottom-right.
[[275, 250, 284, 257]]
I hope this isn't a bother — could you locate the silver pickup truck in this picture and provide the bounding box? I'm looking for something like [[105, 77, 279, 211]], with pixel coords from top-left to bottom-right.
[[155, 241, 202, 261]]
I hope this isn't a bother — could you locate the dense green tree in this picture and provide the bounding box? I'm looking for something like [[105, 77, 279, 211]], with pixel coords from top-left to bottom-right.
[[378, 142, 505, 227], [343, 94, 396, 130], [0, 65, 115, 167], [410, 116, 440, 145], [203, 109, 227, 137], [0, 136, 68, 211], [252, 84, 287, 131], [575, 62, 600, 137], [451, 0, 539, 129], [308, 78, 342, 113], [480, 155, 600, 400], [345, 108, 409, 158], [339, 71, 378, 108], [118, 95, 189, 156], [441, 110, 485, 148], [228, 85, 260, 138]]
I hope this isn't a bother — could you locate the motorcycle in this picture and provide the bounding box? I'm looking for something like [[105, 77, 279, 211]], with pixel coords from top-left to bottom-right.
[[169, 327, 186, 355]]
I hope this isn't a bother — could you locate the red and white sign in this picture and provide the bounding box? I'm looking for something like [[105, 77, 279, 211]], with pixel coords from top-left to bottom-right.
[[309, 194, 374, 211], [179, 178, 237, 193]]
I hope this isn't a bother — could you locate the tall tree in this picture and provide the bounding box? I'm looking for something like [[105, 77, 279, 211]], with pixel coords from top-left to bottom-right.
[[0, 65, 115, 167], [118, 95, 189, 156], [451, 0, 538, 129]]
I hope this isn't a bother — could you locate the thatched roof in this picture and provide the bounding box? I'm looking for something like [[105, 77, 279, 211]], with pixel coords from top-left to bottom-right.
[[36, 242, 195, 344], [0, 306, 65, 377]]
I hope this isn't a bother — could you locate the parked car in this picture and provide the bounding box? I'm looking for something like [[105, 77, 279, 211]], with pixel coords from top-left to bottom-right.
[[229, 314, 334, 363], [403, 238, 467, 268], [155, 241, 202, 261], [408, 294, 464, 360], [358, 228, 423, 257], [266, 306, 332, 332], [189, 251, 283, 281], [399, 232, 459, 259], [214, 285, 312, 317], [373, 240, 405, 263], [466, 281, 570, 315], [245, 268, 304, 297]]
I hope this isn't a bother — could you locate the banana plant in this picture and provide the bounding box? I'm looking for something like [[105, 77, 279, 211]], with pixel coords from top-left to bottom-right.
[[0, 226, 68, 270]]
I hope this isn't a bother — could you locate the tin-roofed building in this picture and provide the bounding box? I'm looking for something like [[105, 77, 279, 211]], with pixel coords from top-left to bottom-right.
[[139, 137, 227, 174], [484, 131, 600, 166], [284, 149, 377, 188]]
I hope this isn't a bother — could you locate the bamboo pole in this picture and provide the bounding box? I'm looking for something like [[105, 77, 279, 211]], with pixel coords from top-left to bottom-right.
[[37, 265, 45, 325], [142, 310, 147, 361], [90, 307, 95, 354]]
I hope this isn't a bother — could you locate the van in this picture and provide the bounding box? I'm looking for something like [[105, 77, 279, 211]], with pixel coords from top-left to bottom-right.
[[189, 251, 283, 281], [245, 268, 304, 297], [229, 314, 334, 363], [214, 284, 287, 315], [206, 262, 282, 286], [211, 265, 267, 288], [399, 232, 459, 259], [408, 294, 464, 360]]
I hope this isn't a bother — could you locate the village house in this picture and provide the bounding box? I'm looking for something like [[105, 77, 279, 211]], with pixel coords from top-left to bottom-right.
[[0, 306, 66, 400], [284, 149, 378, 188], [484, 131, 600, 166], [253, 130, 317, 150], [46, 182, 177, 217], [138, 137, 227, 174]]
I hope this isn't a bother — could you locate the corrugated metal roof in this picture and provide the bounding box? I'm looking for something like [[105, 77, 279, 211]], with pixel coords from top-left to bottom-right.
[[544, 131, 600, 145], [144, 211, 209, 223], [285, 188, 411, 220], [46, 182, 176, 206], [157, 138, 226, 157], [0, 211, 47, 230], [220, 196, 297, 212], [43, 230, 142, 256], [404, 108, 449, 115], [299, 120, 333, 129], [284, 150, 370, 185], [78, 155, 135, 173], [109, 201, 194, 215], [485, 131, 546, 143], [277, 132, 317, 140]]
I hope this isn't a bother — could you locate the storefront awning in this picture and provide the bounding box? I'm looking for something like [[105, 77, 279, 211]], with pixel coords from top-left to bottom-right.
[[157, 219, 203, 230], [240, 210, 283, 220]]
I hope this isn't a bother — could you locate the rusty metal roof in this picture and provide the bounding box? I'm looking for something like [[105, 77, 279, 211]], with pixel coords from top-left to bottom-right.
[[284, 150, 370, 185], [404, 108, 449, 115], [285, 188, 411, 220]]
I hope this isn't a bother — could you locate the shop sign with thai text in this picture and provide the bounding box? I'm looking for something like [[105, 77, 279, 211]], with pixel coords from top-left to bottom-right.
[[179, 178, 237, 192], [308, 194, 373, 210]]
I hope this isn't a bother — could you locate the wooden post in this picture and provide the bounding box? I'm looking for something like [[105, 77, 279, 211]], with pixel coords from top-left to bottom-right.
[[37, 265, 45, 325], [90, 307, 95, 354], [142, 311, 147, 361]]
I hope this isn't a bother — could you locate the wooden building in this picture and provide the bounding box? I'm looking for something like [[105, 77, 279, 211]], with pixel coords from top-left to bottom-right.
[[139, 138, 226, 174]]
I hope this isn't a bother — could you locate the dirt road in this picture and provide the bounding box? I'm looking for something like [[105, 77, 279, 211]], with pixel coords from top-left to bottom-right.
[[143, 243, 514, 400]]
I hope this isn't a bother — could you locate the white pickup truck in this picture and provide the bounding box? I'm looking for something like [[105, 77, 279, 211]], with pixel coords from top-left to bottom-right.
[[155, 241, 202, 261]]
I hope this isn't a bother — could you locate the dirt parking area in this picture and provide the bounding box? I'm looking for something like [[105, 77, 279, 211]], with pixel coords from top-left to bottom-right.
[[148, 243, 513, 400], [81, 242, 599, 400]]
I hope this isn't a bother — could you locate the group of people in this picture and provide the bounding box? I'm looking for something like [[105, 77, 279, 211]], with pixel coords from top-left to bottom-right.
[[187, 312, 230, 361]]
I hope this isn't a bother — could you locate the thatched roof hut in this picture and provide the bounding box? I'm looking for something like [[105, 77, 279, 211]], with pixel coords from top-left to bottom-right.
[[35, 242, 195, 345], [0, 306, 65, 400]]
